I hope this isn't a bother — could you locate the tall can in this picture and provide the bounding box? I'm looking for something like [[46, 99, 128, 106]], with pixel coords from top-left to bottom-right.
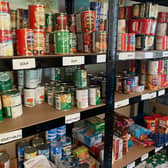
[[69, 33, 77, 53], [68, 14, 76, 32], [89, 86, 101, 106], [10, 9, 17, 30], [54, 30, 69, 54], [33, 29, 46, 55], [96, 31, 107, 53], [0, 152, 10, 168], [53, 13, 67, 31], [45, 13, 53, 32], [24, 89, 36, 107], [75, 68, 87, 88], [29, 4, 45, 29], [76, 88, 88, 109], [16, 29, 34, 56], [25, 69, 38, 89]]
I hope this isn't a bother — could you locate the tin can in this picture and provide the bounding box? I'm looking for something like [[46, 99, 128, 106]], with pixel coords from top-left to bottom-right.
[[2, 90, 22, 118], [54, 30, 69, 54], [24, 146, 37, 161], [0, 152, 9, 168], [16, 29, 34, 56], [10, 9, 17, 30], [139, 3, 145, 18], [51, 68, 61, 81], [24, 89, 36, 107], [125, 6, 132, 20], [75, 69, 87, 88], [126, 78, 136, 94], [45, 13, 53, 32], [61, 136, 72, 159], [118, 19, 126, 33], [83, 32, 95, 53], [75, 12, 82, 33], [38, 144, 50, 160], [46, 128, 57, 141], [128, 19, 139, 34], [117, 33, 128, 51], [96, 31, 107, 53], [69, 33, 77, 53], [156, 36, 167, 50], [68, 14, 76, 33], [148, 61, 159, 75], [118, 7, 125, 19], [158, 60, 164, 74], [32, 137, 44, 148], [82, 10, 96, 32], [55, 92, 71, 111], [0, 12, 10, 29], [158, 12, 167, 23], [25, 69, 38, 89], [16, 9, 29, 29], [33, 29, 46, 55], [156, 23, 167, 36], [127, 33, 135, 51], [132, 4, 140, 18], [76, 88, 88, 109], [67, 86, 75, 106], [35, 86, 44, 104], [0, 0, 9, 13], [53, 13, 67, 31], [140, 61, 147, 74], [56, 125, 66, 139], [147, 75, 158, 90], [45, 32, 50, 54], [0, 29, 13, 56], [47, 88, 55, 106], [29, 4, 45, 29], [0, 72, 12, 92], [89, 86, 101, 106]]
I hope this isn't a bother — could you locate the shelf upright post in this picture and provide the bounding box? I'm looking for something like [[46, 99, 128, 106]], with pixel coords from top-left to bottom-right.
[[65, 0, 74, 14], [104, 0, 119, 167]]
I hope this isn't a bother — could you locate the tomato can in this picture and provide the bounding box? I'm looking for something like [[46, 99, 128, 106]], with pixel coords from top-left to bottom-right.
[[0, 152, 10, 168], [89, 86, 101, 106], [118, 19, 126, 33], [0, 0, 9, 13], [81, 10, 96, 32], [33, 29, 46, 55], [24, 89, 36, 107], [96, 31, 107, 53], [156, 36, 167, 51], [68, 14, 76, 33], [69, 32, 77, 53], [16, 29, 33, 56], [117, 33, 128, 51], [16, 9, 29, 29], [148, 61, 158, 75], [45, 13, 53, 32], [158, 12, 167, 23], [139, 19, 151, 35], [118, 7, 125, 19], [147, 75, 158, 90], [128, 19, 139, 34], [75, 68, 87, 88], [53, 13, 67, 31], [125, 6, 132, 20], [127, 33, 135, 51], [54, 30, 69, 54], [76, 88, 88, 109], [2, 90, 23, 118], [10, 9, 17, 30], [32, 137, 44, 148], [35, 86, 44, 104], [83, 32, 95, 53], [29, 4, 45, 29], [24, 146, 37, 161], [156, 23, 167, 36], [132, 4, 140, 18], [55, 92, 71, 111]]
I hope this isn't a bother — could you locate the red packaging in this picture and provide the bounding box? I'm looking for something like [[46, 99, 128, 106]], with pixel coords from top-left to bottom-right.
[[82, 10, 96, 32], [16, 29, 33, 56], [33, 30, 46, 55], [125, 6, 132, 20], [117, 33, 128, 51], [127, 33, 135, 51], [118, 7, 125, 19], [144, 116, 155, 132], [158, 60, 164, 74], [158, 12, 167, 23], [128, 19, 139, 34], [0, 30, 12, 42], [0, 1, 9, 13], [150, 19, 157, 35], [83, 32, 95, 53], [156, 36, 167, 50], [95, 142, 104, 161], [160, 74, 166, 88], [68, 14, 76, 32], [29, 5, 45, 29], [153, 114, 163, 133]]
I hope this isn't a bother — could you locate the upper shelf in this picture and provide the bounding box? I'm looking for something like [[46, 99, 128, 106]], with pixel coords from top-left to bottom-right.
[[132, 0, 168, 6]]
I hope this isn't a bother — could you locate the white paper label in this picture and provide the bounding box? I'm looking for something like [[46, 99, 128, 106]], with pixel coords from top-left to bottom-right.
[[118, 52, 135, 60], [141, 153, 149, 161], [127, 162, 135, 168], [65, 113, 80, 124], [141, 93, 150, 100], [145, 52, 153, 58], [158, 89, 165, 96], [0, 129, 22, 144], [149, 92, 157, 99], [163, 51, 168, 57], [97, 54, 106, 63], [155, 146, 163, 153], [12, 58, 36, 70], [63, 56, 84, 66], [115, 99, 129, 109]]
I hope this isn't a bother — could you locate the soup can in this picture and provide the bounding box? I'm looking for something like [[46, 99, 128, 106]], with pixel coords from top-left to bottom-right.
[[24, 146, 37, 161], [35, 86, 44, 104], [75, 68, 87, 88], [29, 4, 45, 29], [83, 32, 95, 53], [89, 86, 101, 106], [38, 144, 50, 160], [25, 69, 38, 89], [0, 13, 11, 29], [125, 6, 132, 20], [32, 137, 44, 148], [68, 14, 76, 33], [158, 12, 167, 23], [24, 89, 36, 107], [156, 23, 167, 36], [53, 13, 67, 31], [76, 88, 88, 109], [132, 4, 140, 18], [16, 9, 29, 29], [45, 13, 53, 32], [155, 36, 167, 51], [128, 19, 139, 34], [148, 61, 158, 75], [96, 31, 107, 53], [127, 33, 135, 51], [16, 29, 34, 56], [0, 152, 10, 168], [69, 32, 77, 53]]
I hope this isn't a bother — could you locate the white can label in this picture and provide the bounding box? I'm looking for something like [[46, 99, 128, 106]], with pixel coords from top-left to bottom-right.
[[24, 89, 36, 107], [35, 86, 44, 104], [11, 104, 23, 118], [76, 89, 88, 108]]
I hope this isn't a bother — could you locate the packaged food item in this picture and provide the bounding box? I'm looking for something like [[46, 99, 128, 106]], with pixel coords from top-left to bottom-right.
[[73, 146, 89, 161]]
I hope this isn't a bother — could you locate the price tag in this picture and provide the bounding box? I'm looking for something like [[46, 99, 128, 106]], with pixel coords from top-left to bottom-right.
[[118, 52, 135, 60], [65, 113, 80, 124], [158, 89, 165, 96], [154, 51, 162, 58], [163, 51, 168, 57], [97, 54, 106, 63], [141, 93, 150, 100], [144, 52, 153, 59], [115, 99, 129, 109], [141, 153, 149, 161], [155, 146, 163, 153], [127, 161, 135, 168], [63, 56, 84, 66], [12, 58, 36, 70], [149, 92, 156, 99], [0, 129, 22, 144]]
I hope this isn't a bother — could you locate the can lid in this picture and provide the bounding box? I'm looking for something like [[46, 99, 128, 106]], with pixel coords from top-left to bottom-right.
[[24, 146, 37, 153]]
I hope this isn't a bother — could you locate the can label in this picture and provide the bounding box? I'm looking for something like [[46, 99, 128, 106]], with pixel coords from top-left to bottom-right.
[[156, 23, 167, 36], [83, 32, 95, 53], [96, 31, 107, 53], [54, 13, 67, 30], [38, 148, 49, 160], [75, 13, 82, 33], [0, 13, 10, 29], [89, 87, 101, 105], [128, 33, 135, 51], [24, 89, 36, 107], [76, 89, 88, 109], [48, 90, 55, 106], [0, 1, 9, 13], [36, 86, 44, 104], [147, 75, 158, 90], [125, 6, 132, 20], [75, 69, 87, 88], [69, 33, 77, 53], [118, 7, 125, 19], [156, 36, 166, 51], [50, 143, 62, 162], [118, 19, 126, 33], [68, 14, 76, 33], [45, 13, 53, 32], [117, 33, 128, 51], [10, 10, 17, 30], [128, 19, 139, 34], [24, 151, 37, 161]]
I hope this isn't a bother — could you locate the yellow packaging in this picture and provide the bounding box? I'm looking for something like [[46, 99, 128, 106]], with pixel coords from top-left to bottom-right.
[[73, 146, 89, 161]]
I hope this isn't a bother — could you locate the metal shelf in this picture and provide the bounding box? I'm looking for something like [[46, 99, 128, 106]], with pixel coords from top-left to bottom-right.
[[132, 0, 168, 6]]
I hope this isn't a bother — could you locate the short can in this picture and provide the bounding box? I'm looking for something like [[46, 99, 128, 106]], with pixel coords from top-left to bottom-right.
[[0, 152, 10, 168], [89, 86, 101, 106], [56, 125, 66, 139], [55, 92, 72, 111], [75, 68, 87, 88], [46, 128, 57, 141], [29, 4, 45, 29], [2, 90, 22, 118], [24, 146, 37, 161], [32, 137, 44, 148], [68, 14, 76, 32], [147, 75, 159, 90], [45, 13, 53, 32], [16, 29, 34, 56], [76, 88, 88, 109], [24, 88, 36, 107], [38, 144, 50, 160], [35, 86, 44, 104]]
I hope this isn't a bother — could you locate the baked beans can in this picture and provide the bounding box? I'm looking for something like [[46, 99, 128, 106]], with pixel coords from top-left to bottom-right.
[[24, 89, 36, 107], [38, 144, 50, 160], [148, 61, 159, 75], [127, 33, 135, 51], [25, 69, 38, 89], [96, 31, 107, 53], [2, 90, 22, 118], [69, 32, 77, 53], [76, 88, 88, 109], [128, 19, 139, 34], [118, 7, 125, 19], [75, 68, 87, 88], [0, 152, 10, 168], [132, 4, 140, 18], [83, 32, 95, 53], [117, 33, 128, 51], [35, 86, 44, 104], [0, 0, 9, 13], [81, 10, 96, 32], [55, 92, 72, 111], [54, 30, 69, 54], [24, 146, 37, 161], [45, 13, 53, 32], [125, 6, 132, 20], [33, 29, 46, 55], [16, 29, 33, 56], [10, 9, 17, 30], [158, 12, 167, 23], [118, 19, 126, 33], [89, 86, 101, 105], [147, 75, 158, 90], [32, 137, 44, 148], [16, 9, 29, 29], [156, 23, 167, 36], [29, 4, 45, 29], [0, 29, 13, 56], [155, 36, 167, 50], [68, 14, 76, 33]]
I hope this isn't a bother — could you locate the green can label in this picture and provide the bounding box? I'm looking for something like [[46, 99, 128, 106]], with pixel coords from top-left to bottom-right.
[[45, 13, 53, 32], [0, 72, 12, 92], [75, 69, 87, 88]]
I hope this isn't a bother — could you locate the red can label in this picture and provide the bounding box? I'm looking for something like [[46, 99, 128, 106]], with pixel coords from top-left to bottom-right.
[[16, 29, 33, 56], [83, 32, 95, 52], [0, 1, 9, 13], [158, 60, 164, 74], [139, 19, 151, 35], [125, 6, 132, 20], [29, 5, 45, 29], [156, 36, 166, 51], [68, 14, 76, 33], [128, 19, 139, 34], [158, 12, 167, 23], [0, 30, 12, 42], [127, 33, 135, 51], [117, 33, 128, 51], [82, 11, 96, 32]]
